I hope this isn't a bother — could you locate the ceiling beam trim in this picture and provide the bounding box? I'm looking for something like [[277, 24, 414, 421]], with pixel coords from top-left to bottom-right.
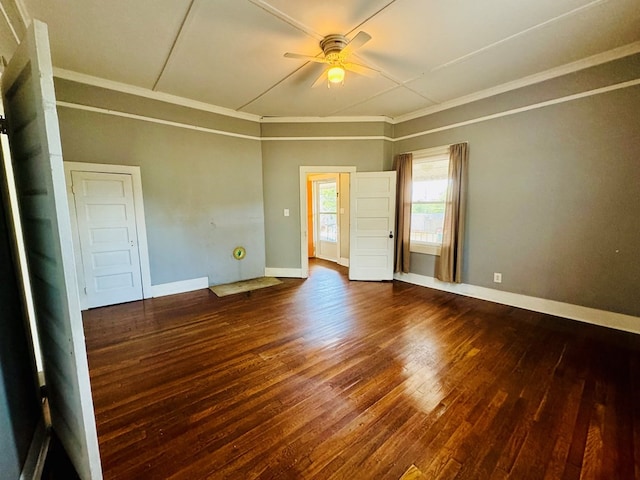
[[152, 0, 197, 91], [430, 0, 608, 73], [13, 0, 29, 28], [345, 1, 397, 38], [53, 67, 261, 122], [395, 40, 640, 123], [247, 0, 323, 40], [52, 40, 640, 128], [0, 0, 20, 42]]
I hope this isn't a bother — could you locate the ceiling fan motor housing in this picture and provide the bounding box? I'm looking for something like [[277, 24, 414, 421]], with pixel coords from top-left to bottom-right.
[[320, 34, 348, 58]]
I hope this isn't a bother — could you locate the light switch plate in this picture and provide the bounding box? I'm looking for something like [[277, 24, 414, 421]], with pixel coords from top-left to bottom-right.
[[284, 209, 289, 217]]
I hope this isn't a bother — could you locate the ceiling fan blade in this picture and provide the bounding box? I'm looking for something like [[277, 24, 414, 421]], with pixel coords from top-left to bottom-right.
[[343, 62, 380, 78], [311, 69, 328, 88], [341, 31, 372, 56], [284, 52, 328, 64]]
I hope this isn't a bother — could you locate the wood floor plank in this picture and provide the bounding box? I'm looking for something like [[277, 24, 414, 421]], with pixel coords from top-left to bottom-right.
[[81, 259, 640, 479], [400, 464, 426, 480]]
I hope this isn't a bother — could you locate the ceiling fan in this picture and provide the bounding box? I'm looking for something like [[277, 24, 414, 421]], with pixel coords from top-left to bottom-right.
[[284, 31, 379, 87]]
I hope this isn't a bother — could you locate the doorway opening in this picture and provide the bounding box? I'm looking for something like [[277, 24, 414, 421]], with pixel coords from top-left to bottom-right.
[[64, 162, 152, 309], [309, 174, 339, 263], [299, 166, 355, 278]]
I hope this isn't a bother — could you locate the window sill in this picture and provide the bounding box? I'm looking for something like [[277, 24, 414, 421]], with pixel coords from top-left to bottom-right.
[[410, 243, 442, 256]]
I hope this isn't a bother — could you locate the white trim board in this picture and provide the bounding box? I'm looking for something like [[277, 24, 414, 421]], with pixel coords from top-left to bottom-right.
[[57, 101, 261, 141], [0, 1, 20, 43], [394, 40, 640, 123], [54, 68, 260, 122], [261, 116, 391, 123], [395, 272, 640, 335], [394, 78, 640, 142], [338, 257, 350, 267], [427, 0, 607, 75], [50, 41, 640, 126], [261, 135, 392, 141], [151, 277, 209, 298], [56, 77, 640, 144], [265, 267, 303, 278], [58, 100, 385, 141]]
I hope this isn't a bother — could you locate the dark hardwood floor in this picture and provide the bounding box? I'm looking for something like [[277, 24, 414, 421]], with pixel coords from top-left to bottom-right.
[[82, 259, 640, 479]]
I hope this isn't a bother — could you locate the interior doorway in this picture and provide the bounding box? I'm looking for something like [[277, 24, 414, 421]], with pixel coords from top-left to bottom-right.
[[309, 174, 339, 263], [64, 162, 153, 310], [299, 166, 355, 278]]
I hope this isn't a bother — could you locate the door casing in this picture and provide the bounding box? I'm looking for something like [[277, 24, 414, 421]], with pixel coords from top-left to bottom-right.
[[64, 162, 152, 310], [299, 166, 355, 278]]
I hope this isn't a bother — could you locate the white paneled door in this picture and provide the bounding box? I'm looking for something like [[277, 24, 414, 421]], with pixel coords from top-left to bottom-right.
[[349, 172, 397, 281], [1, 20, 102, 480], [71, 171, 143, 308]]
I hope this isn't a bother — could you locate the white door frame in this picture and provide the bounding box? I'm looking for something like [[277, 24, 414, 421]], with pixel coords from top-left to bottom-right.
[[64, 162, 152, 309], [299, 166, 356, 278]]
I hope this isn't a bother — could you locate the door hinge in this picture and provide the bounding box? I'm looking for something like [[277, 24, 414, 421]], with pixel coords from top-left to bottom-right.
[[0, 116, 7, 135]]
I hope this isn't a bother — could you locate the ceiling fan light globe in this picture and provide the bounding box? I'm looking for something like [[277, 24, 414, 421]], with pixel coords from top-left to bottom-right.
[[328, 66, 345, 84]]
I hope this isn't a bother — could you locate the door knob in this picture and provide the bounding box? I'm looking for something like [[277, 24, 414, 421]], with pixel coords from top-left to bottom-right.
[[389, 231, 394, 239]]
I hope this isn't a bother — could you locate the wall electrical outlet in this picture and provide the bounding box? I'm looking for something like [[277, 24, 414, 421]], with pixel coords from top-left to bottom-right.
[[493, 272, 502, 283]]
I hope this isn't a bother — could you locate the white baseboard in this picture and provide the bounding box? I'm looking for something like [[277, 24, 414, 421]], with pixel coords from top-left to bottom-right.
[[338, 257, 350, 267], [265, 267, 303, 278], [151, 277, 209, 298], [395, 272, 640, 335]]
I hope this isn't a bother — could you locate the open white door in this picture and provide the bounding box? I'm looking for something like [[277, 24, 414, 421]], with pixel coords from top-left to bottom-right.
[[1, 20, 102, 480], [349, 172, 396, 281]]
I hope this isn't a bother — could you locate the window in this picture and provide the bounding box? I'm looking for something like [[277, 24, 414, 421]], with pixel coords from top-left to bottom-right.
[[410, 147, 450, 255], [318, 181, 337, 242]]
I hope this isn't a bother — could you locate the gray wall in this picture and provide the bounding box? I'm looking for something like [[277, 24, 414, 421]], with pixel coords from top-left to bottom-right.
[[261, 135, 392, 269], [51, 55, 639, 318], [56, 81, 265, 286], [395, 80, 640, 317]]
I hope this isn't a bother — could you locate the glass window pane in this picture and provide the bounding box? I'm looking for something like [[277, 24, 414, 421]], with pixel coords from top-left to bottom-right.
[[413, 157, 449, 181], [319, 213, 337, 242], [412, 179, 448, 202], [319, 183, 337, 213], [411, 156, 449, 245], [410, 206, 445, 244]]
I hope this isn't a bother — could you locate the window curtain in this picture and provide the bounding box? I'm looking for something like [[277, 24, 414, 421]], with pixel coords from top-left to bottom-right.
[[393, 153, 412, 273], [435, 143, 468, 283]]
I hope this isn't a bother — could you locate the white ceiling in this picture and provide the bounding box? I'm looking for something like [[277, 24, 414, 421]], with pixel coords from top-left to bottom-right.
[[12, 0, 640, 120]]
